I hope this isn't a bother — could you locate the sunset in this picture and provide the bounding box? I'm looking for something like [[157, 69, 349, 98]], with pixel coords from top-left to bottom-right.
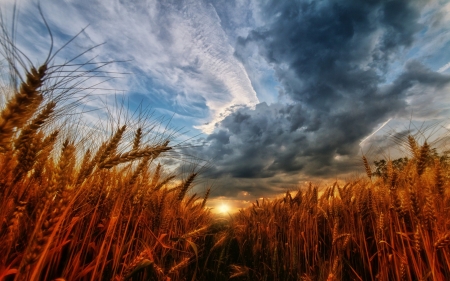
[[1, 0, 450, 280]]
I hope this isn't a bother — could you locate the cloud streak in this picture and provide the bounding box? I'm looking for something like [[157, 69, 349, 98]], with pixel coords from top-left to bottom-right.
[[3, 0, 259, 133]]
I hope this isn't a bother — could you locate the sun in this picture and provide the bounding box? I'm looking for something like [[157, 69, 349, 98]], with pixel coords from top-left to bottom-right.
[[218, 203, 230, 214]]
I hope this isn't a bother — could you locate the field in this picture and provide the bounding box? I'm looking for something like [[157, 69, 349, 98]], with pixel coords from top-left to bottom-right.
[[1, 12, 450, 281]]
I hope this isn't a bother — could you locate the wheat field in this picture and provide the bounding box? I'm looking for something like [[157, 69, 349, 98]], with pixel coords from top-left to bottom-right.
[[224, 145, 450, 280], [1, 9, 450, 281]]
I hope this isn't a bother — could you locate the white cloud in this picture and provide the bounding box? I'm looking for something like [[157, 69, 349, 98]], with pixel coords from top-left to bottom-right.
[[438, 61, 450, 73], [414, 1, 450, 64], [3, 0, 259, 134]]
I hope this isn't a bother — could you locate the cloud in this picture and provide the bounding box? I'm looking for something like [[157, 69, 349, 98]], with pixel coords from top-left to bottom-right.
[[438, 62, 450, 73], [3, 0, 259, 133], [191, 0, 450, 197]]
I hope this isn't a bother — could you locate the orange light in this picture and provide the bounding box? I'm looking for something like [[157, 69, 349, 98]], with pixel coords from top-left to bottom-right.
[[218, 203, 230, 214]]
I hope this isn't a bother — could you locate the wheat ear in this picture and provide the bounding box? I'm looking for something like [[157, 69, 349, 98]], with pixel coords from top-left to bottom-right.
[[0, 65, 47, 151], [177, 173, 197, 201], [14, 101, 56, 151], [434, 159, 444, 196], [417, 141, 429, 176], [434, 233, 450, 249], [132, 127, 142, 151], [362, 156, 372, 179], [201, 187, 210, 208], [99, 143, 171, 169], [407, 135, 419, 158]]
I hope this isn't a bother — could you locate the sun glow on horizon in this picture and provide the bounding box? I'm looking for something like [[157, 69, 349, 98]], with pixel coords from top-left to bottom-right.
[[218, 203, 230, 214]]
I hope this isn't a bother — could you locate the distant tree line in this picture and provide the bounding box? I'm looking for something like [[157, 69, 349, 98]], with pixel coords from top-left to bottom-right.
[[373, 147, 450, 180]]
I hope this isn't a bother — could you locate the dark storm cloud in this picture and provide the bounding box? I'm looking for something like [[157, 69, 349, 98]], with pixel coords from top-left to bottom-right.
[[190, 0, 450, 197], [385, 61, 450, 96], [196, 102, 363, 181], [238, 0, 423, 108]]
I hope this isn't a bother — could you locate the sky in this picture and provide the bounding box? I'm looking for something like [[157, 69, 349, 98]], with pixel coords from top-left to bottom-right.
[[2, 0, 450, 211]]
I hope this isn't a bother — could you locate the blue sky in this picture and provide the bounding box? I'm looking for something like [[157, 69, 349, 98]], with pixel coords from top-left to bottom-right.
[[3, 0, 450, 205]]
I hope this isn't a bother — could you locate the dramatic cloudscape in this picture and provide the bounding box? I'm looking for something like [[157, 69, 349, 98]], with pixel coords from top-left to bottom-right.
[[3, 0, 450, 210]]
